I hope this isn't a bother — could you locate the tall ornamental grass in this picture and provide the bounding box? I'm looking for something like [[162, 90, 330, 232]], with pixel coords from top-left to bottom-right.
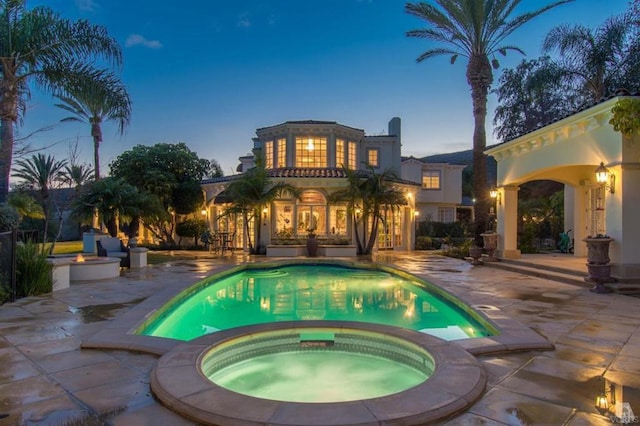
[[16, 242, 52, 297]]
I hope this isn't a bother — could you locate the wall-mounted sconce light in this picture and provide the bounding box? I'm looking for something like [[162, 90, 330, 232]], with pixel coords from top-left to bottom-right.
[[262, 207, 268, 219], [201, 208, 207, 216], [595, 162, 615, 194], [355, 208, 361, 217], [490, 187, 502, 206], [595, 382, 616, 415]]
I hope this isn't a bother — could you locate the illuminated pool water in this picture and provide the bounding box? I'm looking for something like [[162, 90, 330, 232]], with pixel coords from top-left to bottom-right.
[[139, 262, 495, 341], [201, 328, 434, 403]]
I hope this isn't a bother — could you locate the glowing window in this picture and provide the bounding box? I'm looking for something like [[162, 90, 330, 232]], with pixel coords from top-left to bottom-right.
[[336, 139, 345, 168], [264, 141, 274, 169], [422, 170, 441, 189], [347, 141, 357, 170], [295, 137, 327, 168], [277, 138, 286, 168], [367, 149, 379, 167]]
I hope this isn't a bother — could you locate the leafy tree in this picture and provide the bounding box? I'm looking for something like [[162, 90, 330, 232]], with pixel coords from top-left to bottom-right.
[[176, 218, 207, 247], [109, 143, 209, 244], [493, 57, 580, 142], [405, 0, 571, 241], [0, 0, 122, 202], [72, 177, 139, 237], [0, 202, 19, 231], [542, 14, 640, 101], [330, 165, 407, 255], [224, 157, 300, 254], [206, 159, 224, 179], [7, 192, 44, 221], [610, 97, 640, 135], [11, 154, 66, 251], [55, 70, 132, 180]]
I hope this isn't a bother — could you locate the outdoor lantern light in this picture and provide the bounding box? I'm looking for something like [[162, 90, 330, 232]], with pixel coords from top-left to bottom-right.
[[595, 162, 615, 194], [490, 187, 502, 205], [595, 383, 616, 415], [262, 207, 268, 219]]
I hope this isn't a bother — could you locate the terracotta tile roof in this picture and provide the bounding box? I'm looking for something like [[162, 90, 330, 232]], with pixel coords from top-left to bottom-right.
[[256, 120, 364, 133], [202, 168, 420, 186]]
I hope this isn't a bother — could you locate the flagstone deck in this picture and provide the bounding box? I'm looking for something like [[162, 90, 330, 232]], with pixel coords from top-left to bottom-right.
[[0, 251, 638, 425]]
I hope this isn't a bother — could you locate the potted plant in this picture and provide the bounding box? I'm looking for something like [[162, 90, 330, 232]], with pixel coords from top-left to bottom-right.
[[583, 234, 615, 293], [306, 228, 318, 257]]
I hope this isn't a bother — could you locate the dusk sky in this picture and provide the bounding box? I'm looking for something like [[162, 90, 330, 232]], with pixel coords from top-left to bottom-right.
[[22, 0, 630, 177]]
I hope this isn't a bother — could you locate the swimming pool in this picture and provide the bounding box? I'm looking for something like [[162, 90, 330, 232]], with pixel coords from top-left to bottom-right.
[[138, 261, 496, 341]]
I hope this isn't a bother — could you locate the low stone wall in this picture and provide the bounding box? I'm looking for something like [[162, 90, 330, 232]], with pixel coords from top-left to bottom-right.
[[266, 245, 357, 257]]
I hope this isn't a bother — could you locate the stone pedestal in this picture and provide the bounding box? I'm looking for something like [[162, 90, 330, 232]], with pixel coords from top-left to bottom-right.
[[130, 247, 148, 269]]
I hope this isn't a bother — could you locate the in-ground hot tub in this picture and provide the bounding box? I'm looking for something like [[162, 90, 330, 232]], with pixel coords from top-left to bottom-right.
[[151, 322, 487, 426]]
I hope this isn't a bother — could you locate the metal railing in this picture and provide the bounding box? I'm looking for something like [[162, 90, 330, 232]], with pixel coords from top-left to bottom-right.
[[0, 230, 17, 302]]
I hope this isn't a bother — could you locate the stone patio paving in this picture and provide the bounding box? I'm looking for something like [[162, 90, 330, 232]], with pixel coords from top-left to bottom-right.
[[0, 251, 638, 425]]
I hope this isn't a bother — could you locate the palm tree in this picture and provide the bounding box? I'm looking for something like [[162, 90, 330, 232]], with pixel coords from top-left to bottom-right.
[[330, 165, 407, 255], [55, 70, 132, 180], [72, 177, 139, 237], [0, 0, 122, 202], [12, 153, 67, 250], [224, 158, 300, 254], [60, 163, 94, 190], [542, 14, 640, 102], [405, 0, 571, 241]]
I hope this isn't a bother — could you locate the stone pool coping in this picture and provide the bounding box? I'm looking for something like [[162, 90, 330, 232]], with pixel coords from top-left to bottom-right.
[[82, 259, 554, 357], [151, 321, 487, 426]]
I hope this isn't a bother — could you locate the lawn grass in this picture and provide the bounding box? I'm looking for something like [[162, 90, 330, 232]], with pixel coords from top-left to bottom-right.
[[50, 240, 192, 264], [51, 241, 83, 254]]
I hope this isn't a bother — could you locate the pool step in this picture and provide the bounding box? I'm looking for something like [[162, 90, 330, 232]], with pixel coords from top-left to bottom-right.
[[482, 258, 588, 287]]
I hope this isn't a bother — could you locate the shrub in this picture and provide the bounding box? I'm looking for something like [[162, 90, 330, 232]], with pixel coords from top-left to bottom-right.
[[0, 203, 19, 231], [176, 218, 207, 246], [415, 236, 433, 250], [16, 242, 52, 297]]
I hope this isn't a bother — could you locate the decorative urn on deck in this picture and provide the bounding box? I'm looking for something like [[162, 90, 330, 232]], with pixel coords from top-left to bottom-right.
[[583, 235, 615, 293]]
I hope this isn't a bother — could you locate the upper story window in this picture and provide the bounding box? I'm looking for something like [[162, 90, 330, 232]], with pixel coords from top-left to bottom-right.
[[422, 170, 441, 189], [295, 137, 327, 168], [277, 138, 286, 168], [336, 139, 345, 168], [367, 148, 379, 167], [264, 141, 274, 169], [347, 141, 357, 170]]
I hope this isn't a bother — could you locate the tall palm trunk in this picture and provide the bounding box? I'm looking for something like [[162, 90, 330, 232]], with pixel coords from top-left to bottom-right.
[[467, 55, 492, 243], [0, 81, 18, 204], [91, 122, 103, 180], [352, 211, 363, 254]]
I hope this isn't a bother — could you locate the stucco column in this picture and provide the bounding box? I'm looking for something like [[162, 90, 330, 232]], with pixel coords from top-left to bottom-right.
[[496, 186, 520, 259], [567, 185, 586, 257]]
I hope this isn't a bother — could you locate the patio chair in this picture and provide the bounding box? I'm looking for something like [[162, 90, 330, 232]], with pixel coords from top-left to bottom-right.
[[96, 237, 130, 268]]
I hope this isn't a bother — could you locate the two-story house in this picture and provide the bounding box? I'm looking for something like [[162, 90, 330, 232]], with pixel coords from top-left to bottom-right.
[[202, 117, 466, 253]]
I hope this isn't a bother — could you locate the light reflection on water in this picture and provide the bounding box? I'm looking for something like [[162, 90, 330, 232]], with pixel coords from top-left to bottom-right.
[[142, 264, 492, 341]]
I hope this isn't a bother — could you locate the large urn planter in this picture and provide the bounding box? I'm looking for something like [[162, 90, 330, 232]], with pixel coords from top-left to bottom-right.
[[481, 232, 498, 262], [583, 237, 615, 293], [468, 246, 483, 265], [306, 234, 319, 257]]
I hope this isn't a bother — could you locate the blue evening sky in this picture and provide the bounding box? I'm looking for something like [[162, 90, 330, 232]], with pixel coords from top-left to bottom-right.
[[22, 0, 629, 176]]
